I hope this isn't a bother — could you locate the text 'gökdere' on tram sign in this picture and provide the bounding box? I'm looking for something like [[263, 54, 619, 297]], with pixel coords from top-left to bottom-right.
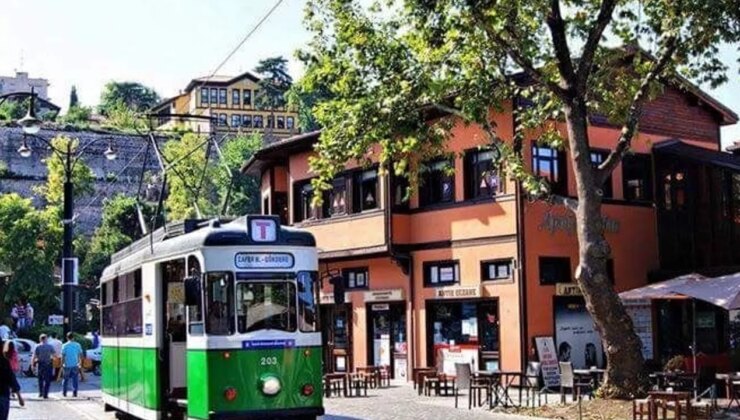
[[235, 253, 294, 269]]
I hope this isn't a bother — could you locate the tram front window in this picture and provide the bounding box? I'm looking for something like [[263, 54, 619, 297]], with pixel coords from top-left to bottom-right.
[[206, 272, 235, 335], [237, 282, 296, 333]]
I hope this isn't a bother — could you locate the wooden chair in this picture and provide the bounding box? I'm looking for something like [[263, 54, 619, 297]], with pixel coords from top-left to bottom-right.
[[348, 372, 368, 397], [453, 363, 489, 409], [648, 391, 690, 420], [688, 399, 714, 420], [417, 369, 438, 396], [422, 371, 441, 396], [632, 397, 651, 420], [378, 365, 391, 388], [559, 362, 592, 404]]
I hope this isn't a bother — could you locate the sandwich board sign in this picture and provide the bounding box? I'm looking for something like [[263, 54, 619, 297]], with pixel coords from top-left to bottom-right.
[[535, 336, 561, 388]]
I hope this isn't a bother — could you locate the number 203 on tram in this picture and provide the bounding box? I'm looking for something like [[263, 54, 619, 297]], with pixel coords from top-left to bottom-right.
[[99, 216, 324, 419]]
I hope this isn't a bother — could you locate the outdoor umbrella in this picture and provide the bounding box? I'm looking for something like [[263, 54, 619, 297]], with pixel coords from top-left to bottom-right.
[[619, 273, 706, 301]]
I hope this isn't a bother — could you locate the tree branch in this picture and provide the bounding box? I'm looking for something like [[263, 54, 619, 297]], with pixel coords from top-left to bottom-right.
[[470, 9, 569, 100], [546, 0, 577, 86], [576, 0, 618, 92], [550, 194, 578, 212], [597, 38, 678, 181]]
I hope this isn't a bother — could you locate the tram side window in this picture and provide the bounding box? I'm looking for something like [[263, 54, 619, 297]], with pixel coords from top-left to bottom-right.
[[237, 281, 296, 333], [206, 272, 234, 335], [101, 269, 143, 336], [297, 272, 317, 332]]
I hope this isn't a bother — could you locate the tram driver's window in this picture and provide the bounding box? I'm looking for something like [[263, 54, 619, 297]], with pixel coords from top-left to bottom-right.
[[206, 272, 234, 335], [237, 281, 296, 333]]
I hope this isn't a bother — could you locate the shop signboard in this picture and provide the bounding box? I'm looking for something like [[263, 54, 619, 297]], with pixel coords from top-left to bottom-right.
[[438, 344, 479, 375], [555, 283, 582, 296], [364, 288, 404, 303], [434, 286, 480, 299], [371, 304, 390, 311], [320, 292, 349, 305], [534, 336, 561, 388]]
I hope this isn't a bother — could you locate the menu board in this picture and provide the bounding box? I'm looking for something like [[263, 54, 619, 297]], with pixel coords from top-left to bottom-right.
[[535, 336, 561, 388]]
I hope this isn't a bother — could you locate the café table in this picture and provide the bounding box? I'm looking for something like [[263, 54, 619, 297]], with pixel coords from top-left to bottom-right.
[[574, 368, 606, 388], [650, 371, 698, 395], [475, 370, 524, 408], [648, 391, 691, 419], [323, 372, 348, 397], [355, 366, 381, 388]]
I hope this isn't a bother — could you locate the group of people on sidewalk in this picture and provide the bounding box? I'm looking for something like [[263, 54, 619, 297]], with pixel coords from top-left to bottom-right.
[[33, 333, 84, 399], [0, 332, 83, 420]]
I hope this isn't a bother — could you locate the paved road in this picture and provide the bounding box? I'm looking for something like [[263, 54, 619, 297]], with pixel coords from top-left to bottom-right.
[[10, 375, 538, 420]]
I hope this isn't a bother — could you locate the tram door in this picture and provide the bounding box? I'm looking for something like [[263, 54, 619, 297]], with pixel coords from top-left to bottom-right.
[[160, 259, 188, 401]]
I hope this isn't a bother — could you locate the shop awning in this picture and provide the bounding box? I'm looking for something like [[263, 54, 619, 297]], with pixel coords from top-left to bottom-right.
[[653, 139, 740, 172], [620, 272, 740, 310]]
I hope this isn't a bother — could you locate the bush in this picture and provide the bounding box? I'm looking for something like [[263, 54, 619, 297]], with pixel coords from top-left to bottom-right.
[[664, 355, 686, 372], [18, 324, 63, 342]]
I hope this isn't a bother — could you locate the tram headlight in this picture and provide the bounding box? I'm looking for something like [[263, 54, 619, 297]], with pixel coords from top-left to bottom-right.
[[260, 375, 282, 396]]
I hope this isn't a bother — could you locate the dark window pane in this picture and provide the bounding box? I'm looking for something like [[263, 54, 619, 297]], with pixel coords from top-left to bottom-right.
[[424, 261, 459, 286], [206, 272, 234, 335], [343, 268, 369, 290], [420, 159, 455, 206], [219, 88, 227, 105], [623, 154, 653, 201], [286, 117, 294, 129], [243, 115, 252, 128], [532, 144, 567, 195], [243, 89, 252, 106], [254, 115, 263, 128], [539, 257, 571, 285], [590, 150, 613, 198], [277, 116, 285, 129], [210, 88, 218, 104], [232, 89, 240, 107], [231, 114, 241, 127]]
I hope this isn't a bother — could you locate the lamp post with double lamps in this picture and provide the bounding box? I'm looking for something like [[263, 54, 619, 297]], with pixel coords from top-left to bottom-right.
[[2, 89, 118, 335]]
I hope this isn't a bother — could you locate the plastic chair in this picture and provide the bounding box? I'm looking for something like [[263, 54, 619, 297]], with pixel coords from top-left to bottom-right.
[[454, 363, 489, 409], [559, 362, 592, 404]]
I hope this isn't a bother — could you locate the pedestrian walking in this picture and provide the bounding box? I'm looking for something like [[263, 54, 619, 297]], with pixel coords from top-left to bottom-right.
[[3, 342, 19, 376], [61, 332, 83, 398], [48, 333, 63, 380], [32, 334, 55, 399], [0, 338, 23, 420]]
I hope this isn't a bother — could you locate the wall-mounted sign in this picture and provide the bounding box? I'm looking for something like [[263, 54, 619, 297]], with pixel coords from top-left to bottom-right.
[[320, 292, 350, 305], [371, 303, 390, 311], [555, 283, 582, 296], [48, 315, 63, 326], [539, 211, 620, 236], [235, 253, 294, 269], [434, 286, 480, 299], [364, 288, 404, 303]]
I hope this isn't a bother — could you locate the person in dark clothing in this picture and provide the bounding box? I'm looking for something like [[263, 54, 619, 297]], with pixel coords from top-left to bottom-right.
[[0, 338, 23, 419], [33, 334, 55, 399]]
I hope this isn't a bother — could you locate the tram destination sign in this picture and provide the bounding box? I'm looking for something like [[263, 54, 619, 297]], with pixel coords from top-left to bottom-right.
[[235, 252, 294, 269]]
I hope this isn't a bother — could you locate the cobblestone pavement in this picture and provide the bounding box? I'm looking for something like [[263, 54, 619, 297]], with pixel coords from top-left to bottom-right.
[[10, 375, 542, 420]]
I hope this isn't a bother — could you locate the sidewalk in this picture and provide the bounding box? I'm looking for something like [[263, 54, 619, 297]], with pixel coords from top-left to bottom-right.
[[17, 370, 101, 400]]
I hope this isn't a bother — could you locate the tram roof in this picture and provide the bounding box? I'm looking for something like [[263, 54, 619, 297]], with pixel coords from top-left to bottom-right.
[[101, 216, 315, 281]]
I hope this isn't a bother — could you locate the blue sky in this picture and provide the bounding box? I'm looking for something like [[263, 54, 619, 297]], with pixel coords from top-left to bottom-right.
[[0, 0, 737, 147]]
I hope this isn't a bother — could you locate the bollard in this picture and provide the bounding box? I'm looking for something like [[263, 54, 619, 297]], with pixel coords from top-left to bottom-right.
[[578, 395, 583, 420]]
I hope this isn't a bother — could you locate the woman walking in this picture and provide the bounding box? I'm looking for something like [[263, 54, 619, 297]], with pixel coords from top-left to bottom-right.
[[0, 338, 23, 420], [3, 342, 19, 376]]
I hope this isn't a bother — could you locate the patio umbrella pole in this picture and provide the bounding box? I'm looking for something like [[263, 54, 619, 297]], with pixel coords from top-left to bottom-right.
[[693, 298, 697, 399]]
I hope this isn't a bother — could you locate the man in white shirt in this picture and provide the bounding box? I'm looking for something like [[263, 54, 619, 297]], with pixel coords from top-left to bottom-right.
[[0, 322, 10, 340]]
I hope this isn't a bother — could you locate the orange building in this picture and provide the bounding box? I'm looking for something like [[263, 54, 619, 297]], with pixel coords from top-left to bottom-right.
[[243, 82, 739, 379]]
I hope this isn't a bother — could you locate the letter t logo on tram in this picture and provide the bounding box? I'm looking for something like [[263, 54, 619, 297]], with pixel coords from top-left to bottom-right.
[[249, 217, 278, 242]]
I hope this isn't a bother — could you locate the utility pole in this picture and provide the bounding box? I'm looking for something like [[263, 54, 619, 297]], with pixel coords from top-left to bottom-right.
[[62, 141, 75, 336]]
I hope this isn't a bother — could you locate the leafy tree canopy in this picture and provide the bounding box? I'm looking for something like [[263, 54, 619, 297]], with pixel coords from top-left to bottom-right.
[[214, 133, 262, 216], [162, 132, 219, 220], [255, 56, 293, 110], [60, 105, 92, 127], [33, 135, 95, 207], [99, 81, 160, 116], [298, 0, 739, 398]]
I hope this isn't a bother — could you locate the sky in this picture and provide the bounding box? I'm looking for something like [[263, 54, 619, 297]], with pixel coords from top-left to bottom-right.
[[0, 0, 738, 148]]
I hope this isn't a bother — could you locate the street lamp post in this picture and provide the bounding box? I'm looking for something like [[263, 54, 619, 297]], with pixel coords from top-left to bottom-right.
[[3, 89, 117, 335]]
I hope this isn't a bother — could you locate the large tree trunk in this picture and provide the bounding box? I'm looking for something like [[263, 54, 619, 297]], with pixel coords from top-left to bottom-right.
[[563, 99, 647, 398]]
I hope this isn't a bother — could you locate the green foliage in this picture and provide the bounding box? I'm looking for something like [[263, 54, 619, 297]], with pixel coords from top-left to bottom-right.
[[0, 194, 62, 325], [18, 324, 63, 342], [99, 81, 160, 116], [215, 133, 262, 216], [69, 85, 79, 109], [33, 136, 95, 207], [101, 100, 148, 132], [254, 56, 293, 110], [286, 75, 332, 132], [0, 99, 26, 122], [163, 132, 219, 220], [60, 106, 92, 127]]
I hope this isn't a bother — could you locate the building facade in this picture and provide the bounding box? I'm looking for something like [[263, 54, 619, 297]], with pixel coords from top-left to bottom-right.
[[243, 82, 739, 379], [151, 71, 298, 139], [0, 71, 50, 100]]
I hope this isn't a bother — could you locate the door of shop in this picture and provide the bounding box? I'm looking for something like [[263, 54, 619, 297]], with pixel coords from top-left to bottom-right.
[[367, 302, 407, 379], [321, 303, 353, 373]]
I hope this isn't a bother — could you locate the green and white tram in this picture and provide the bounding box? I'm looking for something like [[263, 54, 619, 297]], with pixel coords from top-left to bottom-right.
[[100, 216, 324, 420]]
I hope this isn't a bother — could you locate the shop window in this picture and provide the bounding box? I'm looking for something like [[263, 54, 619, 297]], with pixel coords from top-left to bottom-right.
[[419, 159, 455, 206], [427, 301, 500, 369], [242, 115, 252, 128], [209, 88, 218, 105], [328, 177, 348, 216], [200, 87, 209, 106], [352, 169, 378, 212], [464, 149, 502, 200], [243, 89, 252, 106], [589, 150, 613, 198], [532, 144, 567, 196], [219, 88, 227, 105], [539, 257, 571, 285], [481, 259, 513, 281], [232, 89, 240, 107], [662, 170, 687, 211], [342, 267, 369, 289], [623, 154, 653, 202], [286, 116, 295, 130], [277, 116, 285, 129], [231, 114, 241, 127], [424, 260, 460, 287], [254, 115, 264, 128]]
